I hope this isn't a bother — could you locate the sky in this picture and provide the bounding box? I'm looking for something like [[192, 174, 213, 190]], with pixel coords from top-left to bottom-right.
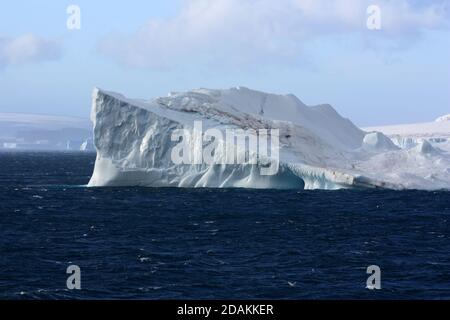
[[0, 0, 449, 126]]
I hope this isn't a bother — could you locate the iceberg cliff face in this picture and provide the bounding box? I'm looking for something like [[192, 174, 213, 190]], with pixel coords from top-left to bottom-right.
[[89, 87, 450, 190]]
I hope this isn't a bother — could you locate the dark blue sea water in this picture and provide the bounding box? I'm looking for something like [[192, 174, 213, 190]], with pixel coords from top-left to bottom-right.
[[1, 151, 450, 299]]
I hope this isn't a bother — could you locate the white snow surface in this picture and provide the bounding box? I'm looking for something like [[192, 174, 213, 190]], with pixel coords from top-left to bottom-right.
[[88, 87, 450, 190]]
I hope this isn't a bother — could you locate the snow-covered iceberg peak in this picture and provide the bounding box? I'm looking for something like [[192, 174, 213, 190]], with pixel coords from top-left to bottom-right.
[[362, 132, 399, 152], [436, 114, 450, 122], [88, 87, 450, 190]]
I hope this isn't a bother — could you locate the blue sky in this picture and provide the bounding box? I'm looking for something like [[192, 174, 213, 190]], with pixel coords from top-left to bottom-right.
[[0, 0, 449, 126]]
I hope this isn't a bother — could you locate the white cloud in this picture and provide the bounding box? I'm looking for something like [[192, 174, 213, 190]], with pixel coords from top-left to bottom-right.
[[97, 0, 449, 68], [0, 34, 63, 67]]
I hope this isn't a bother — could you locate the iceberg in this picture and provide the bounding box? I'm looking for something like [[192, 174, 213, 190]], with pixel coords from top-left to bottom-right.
[[88, 87, 450, 190]]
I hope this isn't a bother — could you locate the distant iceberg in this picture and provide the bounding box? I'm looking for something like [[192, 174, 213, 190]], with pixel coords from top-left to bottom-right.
[[88, 87, 450, 190]]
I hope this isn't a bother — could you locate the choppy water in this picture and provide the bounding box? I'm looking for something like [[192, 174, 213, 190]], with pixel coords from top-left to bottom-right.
[[1, 151, 450, 299]]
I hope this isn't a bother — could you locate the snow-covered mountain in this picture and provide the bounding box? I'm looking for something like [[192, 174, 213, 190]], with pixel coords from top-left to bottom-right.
[[0, 113, 93, 151], [88, 87, 450, 190]]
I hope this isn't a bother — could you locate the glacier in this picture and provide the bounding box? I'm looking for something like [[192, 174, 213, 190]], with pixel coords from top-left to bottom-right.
[[0, 112, 92, 151], [88, 87, 450, 190]]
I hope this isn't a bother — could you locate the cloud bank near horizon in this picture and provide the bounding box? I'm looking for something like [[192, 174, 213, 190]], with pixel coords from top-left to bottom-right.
[[97, 0, 449, 69]]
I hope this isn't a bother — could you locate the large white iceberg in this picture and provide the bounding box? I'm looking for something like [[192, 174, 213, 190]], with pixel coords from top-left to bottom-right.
[[88, 87, 450, 190]]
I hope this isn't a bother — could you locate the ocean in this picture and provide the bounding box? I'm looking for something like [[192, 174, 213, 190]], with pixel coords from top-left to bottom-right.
[[1, 151, 450, 299]]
